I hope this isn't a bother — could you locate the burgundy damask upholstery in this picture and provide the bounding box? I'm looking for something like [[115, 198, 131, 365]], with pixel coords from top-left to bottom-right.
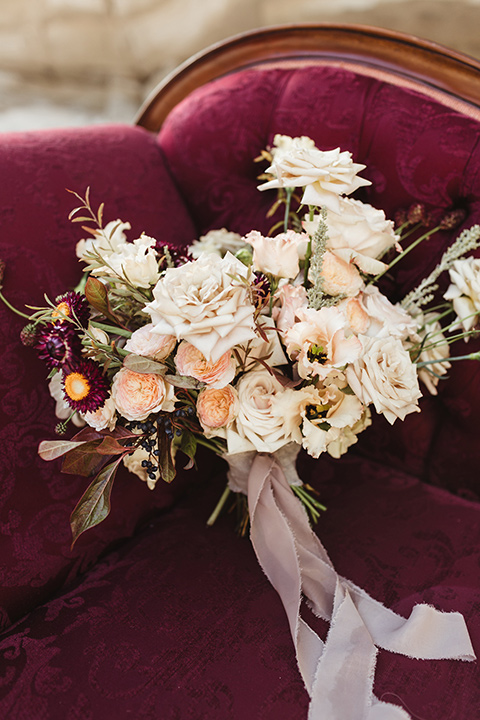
[[0, 61, 479, 720]]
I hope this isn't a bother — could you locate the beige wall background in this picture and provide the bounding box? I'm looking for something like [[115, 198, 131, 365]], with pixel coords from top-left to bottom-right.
[[1, 0, 480, 130]]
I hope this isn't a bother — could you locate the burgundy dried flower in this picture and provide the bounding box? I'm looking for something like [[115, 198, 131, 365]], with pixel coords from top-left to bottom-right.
[[439, 208, 467, 231], [53, 291, 90, 327], [407, 203, 429, 225], [156, 242, 189, 270], [62, 359, 110, 414], [252, 272, 271, 309], [35, 323, 81, 370]]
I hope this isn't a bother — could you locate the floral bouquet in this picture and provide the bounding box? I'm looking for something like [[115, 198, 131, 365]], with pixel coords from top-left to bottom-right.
[[3, 134, 479, 720]]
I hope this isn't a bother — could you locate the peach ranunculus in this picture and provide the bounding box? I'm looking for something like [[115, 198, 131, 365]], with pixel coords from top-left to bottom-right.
[[285, 306, 362, 380], [345, 335, 422, 424], [125, 323, 176, 361], [272, 283, 308, 335], [244, 230, 308, 279], [144, 252, 256, 364], [315, 250, 364, 297], [112, 367, 175, 421], [196, 385, 238, 432], [175, 341, 235, 388], [258, 144, 371, 213], [84, 395, 117, 431]]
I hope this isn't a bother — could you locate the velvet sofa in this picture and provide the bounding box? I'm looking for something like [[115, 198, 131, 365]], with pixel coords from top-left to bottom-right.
[[0, 25, 479, 719]]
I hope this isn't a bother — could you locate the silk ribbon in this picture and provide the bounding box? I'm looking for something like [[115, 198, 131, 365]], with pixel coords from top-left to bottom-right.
[[242, 453, 475, 720]]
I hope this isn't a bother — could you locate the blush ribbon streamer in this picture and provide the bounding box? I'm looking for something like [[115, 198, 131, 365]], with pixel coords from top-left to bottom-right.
[[244, 453, 475, 720]]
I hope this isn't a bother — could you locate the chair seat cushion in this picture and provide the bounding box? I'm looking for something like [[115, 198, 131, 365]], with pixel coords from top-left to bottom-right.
[[1, 455, 478, 720]]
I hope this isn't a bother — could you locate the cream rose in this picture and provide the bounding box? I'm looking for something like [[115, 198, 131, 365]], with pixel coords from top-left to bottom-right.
[[175, 341, 235, 388], [196, 385, 238, 432], [270, 134, 316, 161], [84, 396, 117, 432], [92, 233, 160, 288], [345, 336, 422, 424], [144, 252, 256, 363], [225, 369, 291, 454], [444, 256, 480, 333], [188, 228, 245, 259], [244, 229, 308, 279], [112, 367, 175, 421], [259, 145, 370, 213], [125, 324, 176, 361], [285, 306, 362, 380], [359, 286, 418, 341]]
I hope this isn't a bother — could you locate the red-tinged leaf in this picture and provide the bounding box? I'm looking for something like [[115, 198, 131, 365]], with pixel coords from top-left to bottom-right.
[[70, 458, 121, 547], [184, 457, 195, 470], [157, 427, 176, 483], [96, 436, 135, 456], [61, 439, 106, 477], [70, 426, 139, 444], [111, 426, 139, 440], [38, 439, 88, 462], [70, 427, 104, 443], [84, 277, 119, 325]]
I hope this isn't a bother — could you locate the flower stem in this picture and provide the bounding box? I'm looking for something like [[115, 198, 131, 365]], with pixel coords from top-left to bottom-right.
[[90, 321, 132, 338], [0, 290, 33, 320], [283, 188, 293, 233], [206, 485, 231, 526], [369, 226, 440, 285]]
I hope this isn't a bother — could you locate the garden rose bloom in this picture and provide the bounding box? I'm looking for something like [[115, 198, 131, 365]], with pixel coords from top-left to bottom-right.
[[144, 252, 256, 363], [359, 286, 418, 340], [189, 228, 245, 259], [225, 369, 291, 454], [196, 385, 238, 431], [285, 306, 362, 380], [346, 336, 422, 424], [316, 250, 364, 297], [272, 283, 308, 334], [175, 341, 235, 388], [270, 134, 316, 161], [92, 234, 160, 288], [84, 395, 117, 431], [244, 230, 308, 279], [125, 324, 176, 361], [259, 145, 370, 213], [112, 367, 175, 421], [444, 256, 480, 332]]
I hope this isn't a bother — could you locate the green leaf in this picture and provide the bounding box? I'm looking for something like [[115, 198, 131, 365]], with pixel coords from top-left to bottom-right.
[[123, 354, 168, 375], [157, 426, 176, 483], [84, 277, 119, 325], [38, 439, 89, 462], [164, 374, 204, 389], [61, 439, 106, 476], [180, 430, 197, 461], [70, 458, 121, 547]]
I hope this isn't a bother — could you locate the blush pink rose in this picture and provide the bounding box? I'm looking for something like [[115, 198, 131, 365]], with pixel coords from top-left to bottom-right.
[[196, 386, 238, 431], [175, 341, 235, 388], [125, 324, 176, 360], [112, 368, 175, 421]]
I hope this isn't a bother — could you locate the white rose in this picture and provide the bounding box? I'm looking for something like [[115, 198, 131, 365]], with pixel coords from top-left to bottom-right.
[[225, 369, 291, 454], [259, 145, 370, 213], [48, 373, 85, 427], [444, 256, 480, 333], [125, 324, 176, 361], [244, 230, 308, 279], [144, 252, 256, 363], [304, 197, 398, 275], [84, 396, 117, 431], [188, 228, 245, 259], [270, 134, 316, 162], [76, 220, 131, 263], [359, 286, 418, 341], [92, 234, 160, 288], [345, 336, 422, 424]]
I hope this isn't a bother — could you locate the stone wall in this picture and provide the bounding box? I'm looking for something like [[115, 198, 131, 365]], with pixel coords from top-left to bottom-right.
[[2, 0, 480, 129]]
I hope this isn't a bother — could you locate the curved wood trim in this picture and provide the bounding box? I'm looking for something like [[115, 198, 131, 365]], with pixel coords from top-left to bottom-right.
[[136, 24, 480, 132]]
